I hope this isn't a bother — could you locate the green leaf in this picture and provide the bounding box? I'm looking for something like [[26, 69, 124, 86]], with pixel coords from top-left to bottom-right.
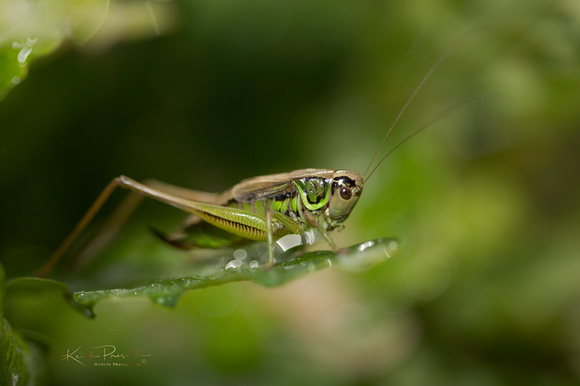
[[5, 277, 94, 319], [1, 265, 48, 385], [1, 319, 47, 386], [72, 238, 400, 309]]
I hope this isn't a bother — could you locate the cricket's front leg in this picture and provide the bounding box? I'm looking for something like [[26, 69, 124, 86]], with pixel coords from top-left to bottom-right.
[[304, 210, 338, 252]]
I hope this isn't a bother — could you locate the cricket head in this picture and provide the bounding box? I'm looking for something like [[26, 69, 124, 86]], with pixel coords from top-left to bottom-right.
[[327, 170, 364, 223]]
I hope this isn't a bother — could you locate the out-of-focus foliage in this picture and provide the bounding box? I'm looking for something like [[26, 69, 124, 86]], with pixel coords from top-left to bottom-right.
[[1, 265, 48, 384], [1, 0, 580, 384], [0, 0, 108, 98], [0, 0, 177, 99]]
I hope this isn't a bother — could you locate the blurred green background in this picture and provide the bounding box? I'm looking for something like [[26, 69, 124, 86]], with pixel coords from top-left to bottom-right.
[[1, 0, 580, 384]]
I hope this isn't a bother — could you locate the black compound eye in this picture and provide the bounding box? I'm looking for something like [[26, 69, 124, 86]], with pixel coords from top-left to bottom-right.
[[339, 186, 352, 200]]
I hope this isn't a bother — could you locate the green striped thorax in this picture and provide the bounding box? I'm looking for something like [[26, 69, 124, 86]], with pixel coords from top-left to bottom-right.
[[293, 170, 363, 228]]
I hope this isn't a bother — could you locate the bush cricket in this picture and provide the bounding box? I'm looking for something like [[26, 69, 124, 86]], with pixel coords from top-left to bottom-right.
[[36, 31, 476, 277]]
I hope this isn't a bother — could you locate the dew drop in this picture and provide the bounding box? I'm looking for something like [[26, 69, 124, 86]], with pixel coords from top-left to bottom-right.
[[304, 229, 315, 244], [233, 249, 247, 260], [277, 234, 302, 251], [358, 240, 375, 252], [18, 46, 32, 64], [225, 259, 242, 270]]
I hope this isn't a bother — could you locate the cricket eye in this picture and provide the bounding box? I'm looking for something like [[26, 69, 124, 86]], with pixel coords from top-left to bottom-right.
[[328, 180, 361, 222], [340, 186, 352, 200]]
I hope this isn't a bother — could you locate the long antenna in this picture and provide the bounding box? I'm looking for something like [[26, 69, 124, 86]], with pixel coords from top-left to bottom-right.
[[363, 27, 483, 180], [364, 99, 489, 182]]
